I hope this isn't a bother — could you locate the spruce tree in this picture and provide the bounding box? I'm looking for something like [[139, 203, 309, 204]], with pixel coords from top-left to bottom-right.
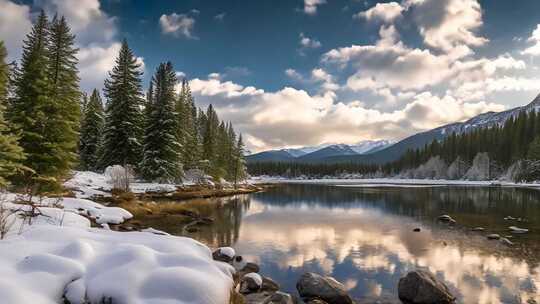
[[79, 89, 104, 171], [100, 40, 144, 169], [9, 11, 58, 187], [202, 104, 220, 177], [0, 41, 25, 186], [176, 80, 200, 169], [47, 14, 81, 175], [140, 62, 182, 182], [527, 136, 540, 160]]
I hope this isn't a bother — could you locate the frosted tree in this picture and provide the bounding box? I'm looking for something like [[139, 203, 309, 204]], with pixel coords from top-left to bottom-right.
[[140, 62, 182, 182], [447, 156, 469, 180], [0, 41, 25, 186], [100, 40, 144, 169], [414, 156, 447, 179], [79, 89, 104, 171], [464, 152, 490, 180]]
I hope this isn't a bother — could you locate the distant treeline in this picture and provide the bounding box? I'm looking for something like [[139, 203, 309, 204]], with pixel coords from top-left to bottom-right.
[[249, 108, 540, 181]]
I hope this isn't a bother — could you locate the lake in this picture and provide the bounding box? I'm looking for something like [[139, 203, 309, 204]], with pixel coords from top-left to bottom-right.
[[169, 184, 540, 303]]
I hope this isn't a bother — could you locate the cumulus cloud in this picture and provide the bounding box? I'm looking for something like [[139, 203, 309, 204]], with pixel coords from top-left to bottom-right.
[[35, 0, 117, 45], [0, 0, 32, 61], [406, 0, 488, 57], [187, 75, 504, 151], [355, 2, 404, 23], [299, 33, 321, 49], [303, 0, 326, 15], [522, 24, 540, 56], [159, 13, 196, 39]]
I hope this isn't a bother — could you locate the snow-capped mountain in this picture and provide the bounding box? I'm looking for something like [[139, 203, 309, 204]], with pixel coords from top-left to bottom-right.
[[246, 140, 393, 162]]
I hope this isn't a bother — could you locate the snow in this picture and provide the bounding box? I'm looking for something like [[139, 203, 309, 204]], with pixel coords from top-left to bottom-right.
[[0, 226, 235, 304], [250, 177, 540, 188], [65, 171, 177, 199], [218, 247, 236, 259], [42, 197, 133, 225], [0, 193, 235, 304], [244, 273, 262, 287]]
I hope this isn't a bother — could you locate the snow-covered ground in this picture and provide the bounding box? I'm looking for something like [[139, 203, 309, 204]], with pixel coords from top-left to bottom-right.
[[250, 177, 540, 188], [0, 174, 236, 304], [65, 171, 179, 199]]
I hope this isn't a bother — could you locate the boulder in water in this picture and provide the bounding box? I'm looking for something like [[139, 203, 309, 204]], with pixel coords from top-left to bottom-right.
[[296, 272, 353, 304], [398, 270, 455, 304]]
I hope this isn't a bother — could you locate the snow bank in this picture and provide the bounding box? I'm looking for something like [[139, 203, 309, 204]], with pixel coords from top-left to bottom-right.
[[65, 171, 177, 199], [0, 225, 235, 304], [42, 197, 133, 225]]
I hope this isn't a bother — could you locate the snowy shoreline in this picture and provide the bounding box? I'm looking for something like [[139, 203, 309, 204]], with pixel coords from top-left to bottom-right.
[[249, 177, 540, 188]]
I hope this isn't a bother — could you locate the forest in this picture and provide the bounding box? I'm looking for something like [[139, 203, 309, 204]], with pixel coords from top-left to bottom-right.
[[0, 11, 246, 192]]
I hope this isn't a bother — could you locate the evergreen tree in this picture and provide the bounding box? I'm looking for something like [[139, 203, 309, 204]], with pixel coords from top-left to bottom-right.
[[140, 62, 182, 182], [79, 89, 104, 171], [176, 80, 200, 169], [0, 41, 25, 186], [527, 136, 540, 160], [47, 14, 81, 175], [202, 104, 220, 177], [233, 134, 247, 185], [9, 11, 60, 187], [100, 40, 144, 169]]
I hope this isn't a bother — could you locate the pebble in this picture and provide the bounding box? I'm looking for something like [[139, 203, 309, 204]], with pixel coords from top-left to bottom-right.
[[487, 234, 500, 240], [413, 228, 421, 232]]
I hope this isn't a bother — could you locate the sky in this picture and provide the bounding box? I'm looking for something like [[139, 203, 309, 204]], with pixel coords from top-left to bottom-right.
[[2, 0, 540, 152]]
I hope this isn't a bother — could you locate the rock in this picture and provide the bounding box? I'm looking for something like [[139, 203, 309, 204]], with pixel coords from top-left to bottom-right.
[[398, 270, 455, 304], [212, 247, 236, 263], [500, 237, 513, 246], [240, 273, 263, 294], [413, 228, 421, 232], [472, 227, 484, 232], [509, 226, 529, 234], [437, 215, 456, 225], [296, 272, 353, 304], [244, 291, 294, 304], [504, 216, 516, 221], [486, 234, 500, 240], [261, 276, 280, 292], [242, 262, 261, 273], [269, 291, 295, 304], [307, 300, 328, 304]]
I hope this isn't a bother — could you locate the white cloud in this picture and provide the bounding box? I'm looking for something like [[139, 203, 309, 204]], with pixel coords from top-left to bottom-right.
[[303, 0, 326, 15], [355, 2, 404, 23], [187, 75, 504, 151], [0, 0, 32, 61], [407, 0, 488, 57], [35, 0, 117, 45], [214, 12, 226, 21], [299, 33, 321, 49], [285, 69, 303, 81], [77, 43, 145, 92], [159, 13, 196, 39], [522, 24, 540, 56]]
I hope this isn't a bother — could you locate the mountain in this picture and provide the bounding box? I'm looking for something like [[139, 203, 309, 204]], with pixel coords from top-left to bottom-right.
[[246, 140, 392, 162], [322, 93, 540, 164], [297, 144, 358, 162]]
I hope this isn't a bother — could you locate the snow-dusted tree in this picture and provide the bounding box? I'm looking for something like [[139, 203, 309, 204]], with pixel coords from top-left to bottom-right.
[[447, 156, 469, 180], [0, 41, 25, 187], [105, 165, 134, 192], [232, 134, 247, 185], [100, 40, 144, 169], [79, 89, 104, 171], [464, 152, 490, 180], [140, 62, 182, 182], [413, 156, 447, 179]]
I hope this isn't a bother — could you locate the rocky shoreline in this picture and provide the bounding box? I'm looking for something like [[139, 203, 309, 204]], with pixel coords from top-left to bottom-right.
[[212, 247, 457, 304]]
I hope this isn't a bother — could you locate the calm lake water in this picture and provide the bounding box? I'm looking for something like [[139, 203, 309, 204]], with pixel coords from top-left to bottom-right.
[[170, 184, 540, 303]]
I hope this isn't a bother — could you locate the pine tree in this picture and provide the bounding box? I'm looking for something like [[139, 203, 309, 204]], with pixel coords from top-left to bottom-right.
[[233, 134, 247, 185], [140, 62, 182, 182], [79, 89, 104, 171], [47, 14, 81, 175], [100, 40, 144, 169], [527, 136, 540, 160], [202, 104, 220, 177], [176, 80, 200, 169], [0, 41, 25, 187], [9, 11, 59, 187]]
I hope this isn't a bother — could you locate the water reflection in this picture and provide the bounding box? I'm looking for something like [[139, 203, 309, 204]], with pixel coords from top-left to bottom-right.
[[183, 185, 540, 303]]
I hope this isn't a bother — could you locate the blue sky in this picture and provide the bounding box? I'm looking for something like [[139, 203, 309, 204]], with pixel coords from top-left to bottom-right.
[[2, 0, 540, 151]]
